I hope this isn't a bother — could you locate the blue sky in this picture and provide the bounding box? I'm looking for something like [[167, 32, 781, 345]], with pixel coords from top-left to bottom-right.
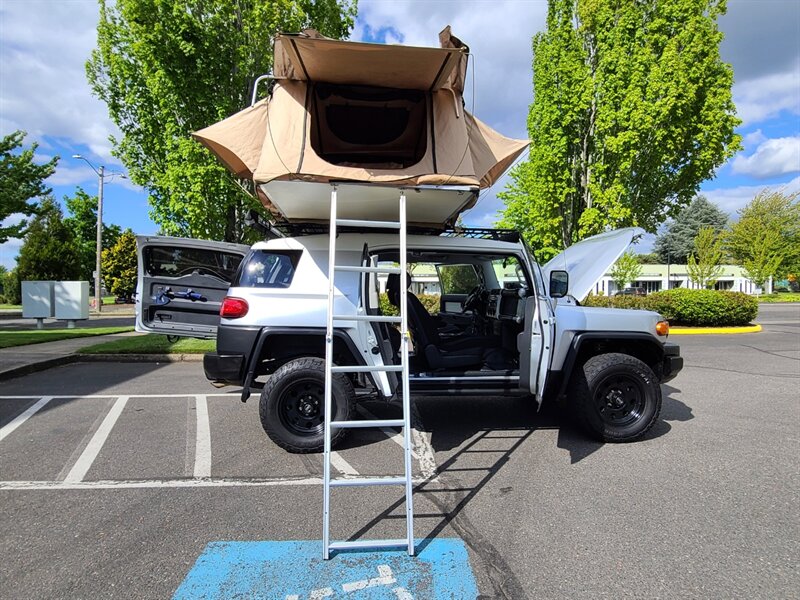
[[1, 0, 798, 268]]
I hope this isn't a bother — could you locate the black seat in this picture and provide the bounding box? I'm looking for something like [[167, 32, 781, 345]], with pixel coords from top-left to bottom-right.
[[387, 273, 486, 370]]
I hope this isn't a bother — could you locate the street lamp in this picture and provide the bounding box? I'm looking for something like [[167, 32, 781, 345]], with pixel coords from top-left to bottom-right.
[[72, 154, 124, 313]]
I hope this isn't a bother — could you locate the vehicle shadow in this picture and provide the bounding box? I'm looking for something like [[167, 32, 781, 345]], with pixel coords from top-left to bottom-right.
[[339, 387, 694, 562]]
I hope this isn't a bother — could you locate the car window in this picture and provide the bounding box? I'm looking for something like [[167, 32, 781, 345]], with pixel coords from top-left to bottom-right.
[[144, 246, 243, 282], [236, 250, 302, 288], [491, 256, 526, 289], [437, 264, 480, 295]]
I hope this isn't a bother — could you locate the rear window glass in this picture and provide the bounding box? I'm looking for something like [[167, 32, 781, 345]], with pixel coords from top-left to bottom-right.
[[144, 246, 243, 282], [236, 250, 301, 288]]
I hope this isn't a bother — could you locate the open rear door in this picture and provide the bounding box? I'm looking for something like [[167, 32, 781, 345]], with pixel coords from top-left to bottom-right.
[[135, 236, 249, 339]]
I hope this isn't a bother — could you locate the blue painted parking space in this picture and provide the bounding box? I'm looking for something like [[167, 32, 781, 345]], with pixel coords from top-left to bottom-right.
[[173, 538, 478, 599]]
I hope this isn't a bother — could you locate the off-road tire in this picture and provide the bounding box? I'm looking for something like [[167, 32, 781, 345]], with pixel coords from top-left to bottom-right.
[[259, 357, 355, 453], [569, 352, 661, 443]]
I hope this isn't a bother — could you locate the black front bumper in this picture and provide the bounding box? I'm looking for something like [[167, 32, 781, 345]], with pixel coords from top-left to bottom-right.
[[661, 342, 683, 383]]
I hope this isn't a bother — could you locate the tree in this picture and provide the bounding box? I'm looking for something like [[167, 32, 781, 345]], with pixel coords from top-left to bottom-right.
[[101, 229, 138, 299], [0, 131, 59, 243], [687, 226, 724, 288], [635, 253, 660, 265], [654, 196, 728, 263], [16, 197, 81, 283], [64, 187, 123, 286], [1, 268, 21, 305], [498, 0, 740, 261], [87, 0, 357, 243], [609, 251, 643, 291], [726, 190, 800, 289]]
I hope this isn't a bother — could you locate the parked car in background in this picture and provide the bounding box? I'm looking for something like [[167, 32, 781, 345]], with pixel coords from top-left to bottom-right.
[[616, 287, 647, 297]]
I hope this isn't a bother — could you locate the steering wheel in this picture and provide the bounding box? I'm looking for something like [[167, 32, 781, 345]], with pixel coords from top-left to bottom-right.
[[462, 285, 486, 312]]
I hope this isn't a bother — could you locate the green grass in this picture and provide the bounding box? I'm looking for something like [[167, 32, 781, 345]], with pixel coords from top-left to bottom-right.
[[758, 292, 800, 303], [79, 334, 215, 355], [0, 326, 133, 349], [0, 304, 22, 310]]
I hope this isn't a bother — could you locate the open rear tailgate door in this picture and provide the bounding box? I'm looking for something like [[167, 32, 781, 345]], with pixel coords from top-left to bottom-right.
[[136, 236, 249, 339]]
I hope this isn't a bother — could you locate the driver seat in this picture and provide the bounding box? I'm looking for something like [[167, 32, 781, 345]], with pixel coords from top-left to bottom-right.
[[387, 273, 487, 370]]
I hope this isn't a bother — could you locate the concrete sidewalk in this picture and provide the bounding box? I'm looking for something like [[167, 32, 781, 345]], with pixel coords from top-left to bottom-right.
[[0, 332, 143, 381]]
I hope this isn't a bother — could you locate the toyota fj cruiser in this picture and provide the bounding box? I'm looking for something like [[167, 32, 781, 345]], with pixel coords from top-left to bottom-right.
[[136, 224, 683, 453]]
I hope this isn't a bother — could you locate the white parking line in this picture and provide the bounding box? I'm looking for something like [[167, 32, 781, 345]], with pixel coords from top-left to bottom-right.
[[330, 452, 359, 476], [357, 405, 420, 460], [0, 475, 431, 491], [0, 396, 53, 442], [193, 395, 211, 478], [0, 394, 242, 400], [64, 396, 129, 483]]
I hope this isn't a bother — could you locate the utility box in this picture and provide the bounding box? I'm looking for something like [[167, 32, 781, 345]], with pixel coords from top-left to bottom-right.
[[54, 281, 90, 326], [22, 281, 55, 326]]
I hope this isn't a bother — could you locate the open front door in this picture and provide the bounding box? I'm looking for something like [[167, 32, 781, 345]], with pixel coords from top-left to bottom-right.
[[518, 292, 554, 406], [135, 236, 249, 339]]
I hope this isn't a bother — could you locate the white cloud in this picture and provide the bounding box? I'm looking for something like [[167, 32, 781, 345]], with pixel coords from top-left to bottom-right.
[[703, 175, 800, 216], [0, 1, 120, 164], [0, 238, 23, 270], [741, 129, 766, 147], [733, 66, 800, 125], [732, 136, 800, 178]]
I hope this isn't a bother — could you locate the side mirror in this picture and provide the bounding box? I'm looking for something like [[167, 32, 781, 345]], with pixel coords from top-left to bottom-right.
[[549, 270, 569, 298]]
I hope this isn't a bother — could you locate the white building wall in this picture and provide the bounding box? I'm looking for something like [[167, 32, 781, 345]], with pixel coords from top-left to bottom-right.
[[596, 265, 763, 296]]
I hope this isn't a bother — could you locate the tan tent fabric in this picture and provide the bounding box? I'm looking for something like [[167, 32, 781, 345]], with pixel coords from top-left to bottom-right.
[[193, 29, 529, 224], [466, 113, 529, 188], [193, 99, 270, 178], [273, 31, 466, 92]]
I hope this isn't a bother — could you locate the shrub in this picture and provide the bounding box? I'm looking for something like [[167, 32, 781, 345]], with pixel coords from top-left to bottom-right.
[[379, 292, 440, 316], [585, 289, 758, 326], [583, 294, 649, 310]]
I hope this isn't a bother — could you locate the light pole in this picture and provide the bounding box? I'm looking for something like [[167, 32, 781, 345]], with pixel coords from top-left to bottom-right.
[[72, 154, 118, 313]]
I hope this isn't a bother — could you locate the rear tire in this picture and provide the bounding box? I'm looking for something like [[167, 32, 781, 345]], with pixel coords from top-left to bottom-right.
[[569, 353, 661, 442], [259, 357, 354, 453]]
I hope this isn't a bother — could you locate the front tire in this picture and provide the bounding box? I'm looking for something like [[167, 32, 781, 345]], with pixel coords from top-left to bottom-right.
[[259, 357, 354, 453], [569, 353, 661, 442]]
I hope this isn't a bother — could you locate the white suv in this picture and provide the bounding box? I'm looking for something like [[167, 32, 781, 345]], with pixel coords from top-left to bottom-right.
[[136, 226, 682, 452]]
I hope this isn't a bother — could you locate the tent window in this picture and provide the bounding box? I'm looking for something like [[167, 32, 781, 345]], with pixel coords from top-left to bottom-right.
[[310, 84, 427, 168]]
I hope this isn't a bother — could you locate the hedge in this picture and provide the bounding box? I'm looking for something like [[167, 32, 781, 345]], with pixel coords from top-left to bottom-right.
[[583, 288, 758, 326], [379, 292, 440, 316]]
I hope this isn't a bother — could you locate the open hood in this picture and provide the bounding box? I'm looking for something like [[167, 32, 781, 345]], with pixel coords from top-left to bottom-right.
[[542, 228, 643, 301]]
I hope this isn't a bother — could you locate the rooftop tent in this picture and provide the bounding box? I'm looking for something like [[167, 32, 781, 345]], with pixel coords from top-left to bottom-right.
[[193, 28, 529, 226]]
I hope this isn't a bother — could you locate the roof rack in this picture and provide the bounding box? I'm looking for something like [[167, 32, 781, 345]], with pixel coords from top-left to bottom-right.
[[270, 222, 520, 243], [439, 228, 520, 242]]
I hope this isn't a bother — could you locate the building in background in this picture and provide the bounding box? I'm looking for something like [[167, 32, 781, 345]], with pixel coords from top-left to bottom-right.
[[592, 265, 763, 296]]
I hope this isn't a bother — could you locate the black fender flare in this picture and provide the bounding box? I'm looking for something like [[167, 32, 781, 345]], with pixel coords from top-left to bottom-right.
[[555, 331, 666, 399], [240, 327, 366, 402]]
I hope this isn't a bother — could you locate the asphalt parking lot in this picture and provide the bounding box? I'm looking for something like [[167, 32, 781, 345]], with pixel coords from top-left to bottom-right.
[[1, 304, 798, 599]]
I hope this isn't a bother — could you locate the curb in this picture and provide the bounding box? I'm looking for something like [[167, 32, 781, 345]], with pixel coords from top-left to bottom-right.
[[0, 353, 203, 382], [0, 355, 79, 381], [77, 353, 204, 362], [670, 324, 762, 335]]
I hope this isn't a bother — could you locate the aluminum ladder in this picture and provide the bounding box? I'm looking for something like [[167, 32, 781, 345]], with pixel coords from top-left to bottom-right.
[[322, 184, 415, 559]]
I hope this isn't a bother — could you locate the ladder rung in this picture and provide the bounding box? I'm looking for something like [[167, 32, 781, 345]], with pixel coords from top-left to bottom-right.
[[336, 218, 401, 229], [331, 365, 403, 373], [330, 419, 405, 429], [333, 315, 401, 323], [328, 539, 409, 551], [329, 476, 406, 488], [334, 265, 402, 274]]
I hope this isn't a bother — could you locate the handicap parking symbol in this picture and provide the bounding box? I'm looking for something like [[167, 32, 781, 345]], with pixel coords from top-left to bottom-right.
[[174, 539, 478, 599]]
